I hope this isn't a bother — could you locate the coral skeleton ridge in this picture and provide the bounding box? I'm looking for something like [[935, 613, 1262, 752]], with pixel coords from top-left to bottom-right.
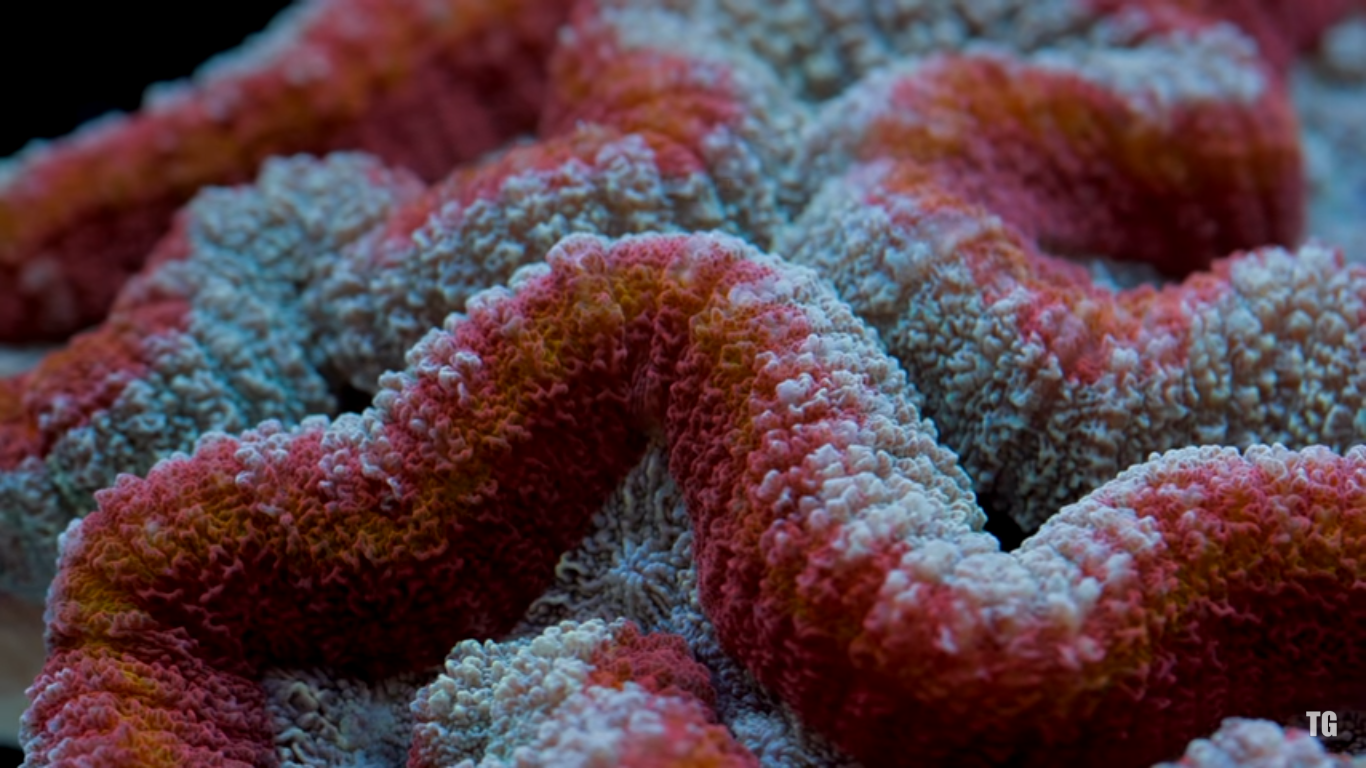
[[2, 0, 1366, 766]]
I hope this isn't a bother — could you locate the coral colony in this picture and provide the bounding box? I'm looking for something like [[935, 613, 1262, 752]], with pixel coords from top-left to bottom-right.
[[3, 0, 1366, 766]]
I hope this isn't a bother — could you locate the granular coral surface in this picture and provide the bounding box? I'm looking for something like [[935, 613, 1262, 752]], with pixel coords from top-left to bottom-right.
[[3, 1, 1366, 766]]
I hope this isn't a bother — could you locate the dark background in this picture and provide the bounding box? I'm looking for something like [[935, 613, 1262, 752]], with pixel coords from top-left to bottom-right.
[[1, 6, 292, 765], [0, 1, 291, 157]]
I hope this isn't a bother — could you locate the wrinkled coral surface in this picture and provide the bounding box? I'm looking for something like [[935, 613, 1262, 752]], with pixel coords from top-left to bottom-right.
[[4, 0, 1366, 766]]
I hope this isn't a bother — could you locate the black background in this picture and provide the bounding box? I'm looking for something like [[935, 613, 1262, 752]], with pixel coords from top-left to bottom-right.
[[1, 5, 292, 765], [1, 1, 291, 157]]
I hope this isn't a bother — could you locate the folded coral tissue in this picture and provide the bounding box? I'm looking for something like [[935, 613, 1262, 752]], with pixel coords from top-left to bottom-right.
[[2, 0, 1366, 766]]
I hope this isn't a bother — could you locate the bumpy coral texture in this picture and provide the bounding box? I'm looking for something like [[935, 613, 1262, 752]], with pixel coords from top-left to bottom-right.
[[6, 0, 1366, 766], [0, 0, 569, 342], [22, 230, 1366, 768], [0, 0, 795, 600], [410, 618, 754, 767], [1155, 718, 1360, 768], [782, 46, 1361, 530]]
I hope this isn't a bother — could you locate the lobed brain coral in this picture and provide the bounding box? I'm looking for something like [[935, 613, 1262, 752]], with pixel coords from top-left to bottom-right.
[[3, 0, 1366, 766]]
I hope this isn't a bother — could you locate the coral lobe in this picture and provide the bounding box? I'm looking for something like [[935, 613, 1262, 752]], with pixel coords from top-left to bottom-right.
[[5, 0, 1366, 766]]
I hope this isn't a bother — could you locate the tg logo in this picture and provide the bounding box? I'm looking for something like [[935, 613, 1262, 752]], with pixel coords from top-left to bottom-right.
[[1305, 711, 1337, 738]]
